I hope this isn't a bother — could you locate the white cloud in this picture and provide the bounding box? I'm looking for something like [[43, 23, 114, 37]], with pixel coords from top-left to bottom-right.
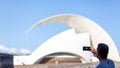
[[19, 49, 32, 55], [0, 45, 32, 55], [0, 45, 11, 54]]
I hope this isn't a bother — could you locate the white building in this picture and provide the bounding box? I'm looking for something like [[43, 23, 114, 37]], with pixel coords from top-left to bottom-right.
[[14, 14, 120, 65]]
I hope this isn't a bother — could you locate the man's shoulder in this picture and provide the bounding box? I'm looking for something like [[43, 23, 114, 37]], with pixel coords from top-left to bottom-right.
[[96, 61, 106, 68], [96, 63, 103, 68], [108, 59, 115, 64], [96, 59, 115, 68]]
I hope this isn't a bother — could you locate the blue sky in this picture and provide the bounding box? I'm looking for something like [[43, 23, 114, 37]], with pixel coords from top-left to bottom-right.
[[0, 0, 120, 52]]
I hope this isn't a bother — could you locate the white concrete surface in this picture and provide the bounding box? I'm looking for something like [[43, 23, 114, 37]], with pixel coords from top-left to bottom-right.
[[14, 14, 120, 65]]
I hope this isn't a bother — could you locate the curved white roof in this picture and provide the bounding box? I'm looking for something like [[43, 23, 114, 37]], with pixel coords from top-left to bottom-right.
[[14, 14, 120, 65], [14, 29, 93, 65], [30, 29, 92, 64], [28, 14, 120, 61]]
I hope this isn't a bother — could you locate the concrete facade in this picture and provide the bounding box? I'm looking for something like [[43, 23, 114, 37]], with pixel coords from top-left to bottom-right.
[[14, 14, 120, 65], [28, 14, 120, 61], [14, 29, 93, 65]]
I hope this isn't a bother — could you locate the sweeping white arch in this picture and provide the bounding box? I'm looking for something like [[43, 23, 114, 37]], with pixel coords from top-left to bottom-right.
[[28, 14, 120, 61], [14, 29, 92, 65]]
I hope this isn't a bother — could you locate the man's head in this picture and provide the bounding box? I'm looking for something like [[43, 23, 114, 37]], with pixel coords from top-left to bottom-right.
[[97, 43, 109, 59]]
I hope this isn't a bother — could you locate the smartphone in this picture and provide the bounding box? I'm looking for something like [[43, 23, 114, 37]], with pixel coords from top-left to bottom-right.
[[83, 46, 91, 51]]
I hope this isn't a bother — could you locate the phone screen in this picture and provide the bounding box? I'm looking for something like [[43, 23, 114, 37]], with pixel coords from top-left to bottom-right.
[[83, 46, 91, 51]]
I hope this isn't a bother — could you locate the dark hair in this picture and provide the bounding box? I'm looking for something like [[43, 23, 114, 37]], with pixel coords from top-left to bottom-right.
[[97, 43, 109, 58]]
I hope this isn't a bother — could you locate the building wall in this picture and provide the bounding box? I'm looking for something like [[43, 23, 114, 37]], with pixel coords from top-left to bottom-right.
[[0, 53, 14, 68], [14, 29, 92, 65]]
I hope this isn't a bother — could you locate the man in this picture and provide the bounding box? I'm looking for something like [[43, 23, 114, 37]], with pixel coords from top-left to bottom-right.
[[91, 43, 115, 68]]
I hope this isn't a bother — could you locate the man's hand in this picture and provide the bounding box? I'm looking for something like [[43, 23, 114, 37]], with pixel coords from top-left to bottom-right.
[[90, 46, 97, 57]]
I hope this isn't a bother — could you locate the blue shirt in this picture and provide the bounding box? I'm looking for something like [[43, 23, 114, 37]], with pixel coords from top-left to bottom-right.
[[96, 59, 115, 68]]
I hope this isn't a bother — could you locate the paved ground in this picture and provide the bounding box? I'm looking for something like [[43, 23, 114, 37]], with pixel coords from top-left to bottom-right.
[[14, 62, 120, 68]]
